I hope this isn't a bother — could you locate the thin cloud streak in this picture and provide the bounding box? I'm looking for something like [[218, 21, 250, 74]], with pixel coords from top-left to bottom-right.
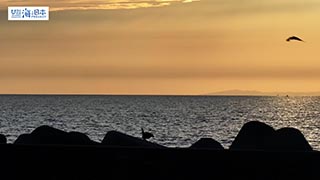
[[1, 0, 319, 13], [0, 0, 197, 11]]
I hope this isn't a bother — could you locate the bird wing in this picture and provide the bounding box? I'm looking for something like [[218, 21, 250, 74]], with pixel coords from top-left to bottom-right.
[[286, 36, 304, 42]]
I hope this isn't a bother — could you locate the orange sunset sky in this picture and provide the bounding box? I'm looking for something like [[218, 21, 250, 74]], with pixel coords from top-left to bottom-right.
[[0, 0, 320, 95]]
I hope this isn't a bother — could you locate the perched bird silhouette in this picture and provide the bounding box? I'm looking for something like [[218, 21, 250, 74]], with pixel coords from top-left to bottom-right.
[[286, 36, 304, 42], [141, 128, 154, 140]]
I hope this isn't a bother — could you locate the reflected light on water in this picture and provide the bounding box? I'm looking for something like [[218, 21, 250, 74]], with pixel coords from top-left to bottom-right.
[[266, 96, 320, 148]]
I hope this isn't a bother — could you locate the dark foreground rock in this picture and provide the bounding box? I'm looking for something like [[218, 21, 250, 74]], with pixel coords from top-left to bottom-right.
[[230, 121, 275, 150], [1, 121, 318, 179], [190, 138, 224, 149], [230, 121, 313, 151], [0, 134, 6, 144], [101, 130, 165, 148], [266, 127, 313, 151], [14, 125, 99, 145], [0, 144, 319, 180]]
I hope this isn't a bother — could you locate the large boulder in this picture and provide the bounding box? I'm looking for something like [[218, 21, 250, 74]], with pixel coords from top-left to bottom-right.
[[14, 125, 98, 145], [68, 131, 99, 145], [230, 121, 275, 150], [14, 134, 34, 144], [101, 131, 165, 148], [0, 134, 6, 144], [266, 128, 313, 151], [190, 138, 224, 150]]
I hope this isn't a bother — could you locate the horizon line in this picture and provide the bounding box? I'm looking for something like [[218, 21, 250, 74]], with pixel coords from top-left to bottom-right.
[[0, 93, 319, 97]]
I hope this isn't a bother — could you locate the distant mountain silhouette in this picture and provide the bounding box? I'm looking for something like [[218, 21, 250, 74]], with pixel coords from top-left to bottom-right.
[[205, 89, 320, 96], [208, 90, 265, 96]]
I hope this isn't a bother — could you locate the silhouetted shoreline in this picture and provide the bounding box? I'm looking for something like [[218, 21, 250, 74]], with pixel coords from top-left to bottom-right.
[[0, 121, 319, 179]]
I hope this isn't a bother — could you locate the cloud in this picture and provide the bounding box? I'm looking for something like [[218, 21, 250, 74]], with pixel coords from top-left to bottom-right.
[[1, 0, 319, 15], [0, 0, 197, 11]]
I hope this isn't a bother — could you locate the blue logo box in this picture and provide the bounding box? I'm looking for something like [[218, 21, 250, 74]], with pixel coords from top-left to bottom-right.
[[8, 6, 49, 21]]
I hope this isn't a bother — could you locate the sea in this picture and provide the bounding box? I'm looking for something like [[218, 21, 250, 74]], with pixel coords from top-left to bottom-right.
[[0, 95, 319, 150]]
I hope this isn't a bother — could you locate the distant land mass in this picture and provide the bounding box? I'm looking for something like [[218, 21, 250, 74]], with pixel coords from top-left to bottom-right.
[[206, 89, 320, 96]]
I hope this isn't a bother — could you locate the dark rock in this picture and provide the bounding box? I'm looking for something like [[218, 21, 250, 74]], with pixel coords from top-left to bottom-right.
[[14, 134, 34, 144], [68, 132, 100, 145], [29, 125, 69, 144], [266, 127, 313, 151], [101, 131, 165, 148], [230, 121, 275, 150], [0, 134, 6, 144], [190, 138, 224, 149], [14, 125, 98, 145], [230, 121, 313, 151]]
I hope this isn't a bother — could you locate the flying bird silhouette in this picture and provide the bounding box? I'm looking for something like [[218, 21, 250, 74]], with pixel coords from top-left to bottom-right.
[[286, 36, 304, 42]]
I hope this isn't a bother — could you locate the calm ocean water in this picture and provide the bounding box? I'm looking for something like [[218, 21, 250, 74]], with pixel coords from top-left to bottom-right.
[[0, 95, 319, 149]]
